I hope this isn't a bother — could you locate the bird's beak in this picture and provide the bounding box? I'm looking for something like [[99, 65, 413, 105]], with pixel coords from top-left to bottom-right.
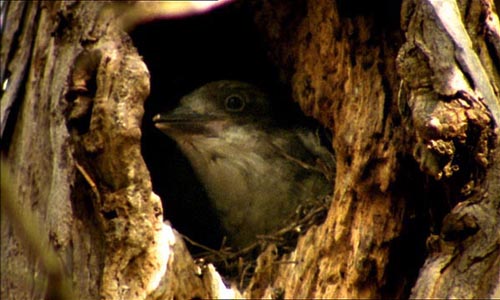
[[153, 108, 225, 137]]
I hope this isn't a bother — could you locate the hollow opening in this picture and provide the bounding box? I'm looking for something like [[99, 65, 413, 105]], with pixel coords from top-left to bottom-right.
[[131, 2, 333, 286], [131, 2, 278, 253]]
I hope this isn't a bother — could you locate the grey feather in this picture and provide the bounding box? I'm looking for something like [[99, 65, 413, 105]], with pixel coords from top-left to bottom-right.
[[154, 81, 335, 248]]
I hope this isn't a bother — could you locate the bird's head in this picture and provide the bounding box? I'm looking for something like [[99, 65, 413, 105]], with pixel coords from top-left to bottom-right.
[[153, 81, 273, 138]]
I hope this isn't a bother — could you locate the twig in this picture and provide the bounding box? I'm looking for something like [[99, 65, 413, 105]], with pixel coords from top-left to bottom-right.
[[185, 194, 330, 288], [75, 162, 100, 205]]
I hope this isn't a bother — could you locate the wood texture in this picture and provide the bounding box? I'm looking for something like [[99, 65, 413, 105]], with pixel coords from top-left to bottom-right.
[[1, 2, 225, 299], [397, 0, 500, 297], [1, 1, 499, 299], [249, 0, 410, 298]]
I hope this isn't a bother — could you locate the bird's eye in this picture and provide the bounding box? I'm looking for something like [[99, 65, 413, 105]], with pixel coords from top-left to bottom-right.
[[225, 95, 245, 112]]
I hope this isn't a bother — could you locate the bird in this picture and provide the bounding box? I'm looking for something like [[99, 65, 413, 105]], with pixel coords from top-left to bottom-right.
[[153, 80, 335, 249]]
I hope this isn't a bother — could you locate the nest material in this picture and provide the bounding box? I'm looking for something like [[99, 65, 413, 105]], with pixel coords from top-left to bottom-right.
[[183, 195, 331, 290]]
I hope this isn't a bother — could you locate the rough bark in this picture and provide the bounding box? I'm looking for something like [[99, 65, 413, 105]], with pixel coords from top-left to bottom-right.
[[246, 0, 499, 298], [1, 0, 499, 299], [397, 0, 500, 298], [248, 0, 410, 298], [2, 2, 103, 299], [1, 2, 231, 300]]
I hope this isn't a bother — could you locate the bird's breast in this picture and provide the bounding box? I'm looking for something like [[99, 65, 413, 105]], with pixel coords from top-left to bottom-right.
[[173, 127, 332, 248]]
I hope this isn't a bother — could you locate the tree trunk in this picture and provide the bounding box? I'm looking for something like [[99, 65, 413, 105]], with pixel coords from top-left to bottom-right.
[[1, 1, 499, 299]]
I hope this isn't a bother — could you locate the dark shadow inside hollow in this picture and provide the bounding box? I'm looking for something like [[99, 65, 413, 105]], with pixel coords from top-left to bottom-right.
[[129, 1, 435, 295], [131, 2, 300, 254]]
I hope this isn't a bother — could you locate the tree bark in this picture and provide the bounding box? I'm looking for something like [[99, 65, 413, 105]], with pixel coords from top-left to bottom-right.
[[397, 1, 500, 297], [249, 0, 413, 298], [1, 2, 222, 299], [1, 0, 499, 299], [2, 2, 104, 299], [246, 0, 500, 298]]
